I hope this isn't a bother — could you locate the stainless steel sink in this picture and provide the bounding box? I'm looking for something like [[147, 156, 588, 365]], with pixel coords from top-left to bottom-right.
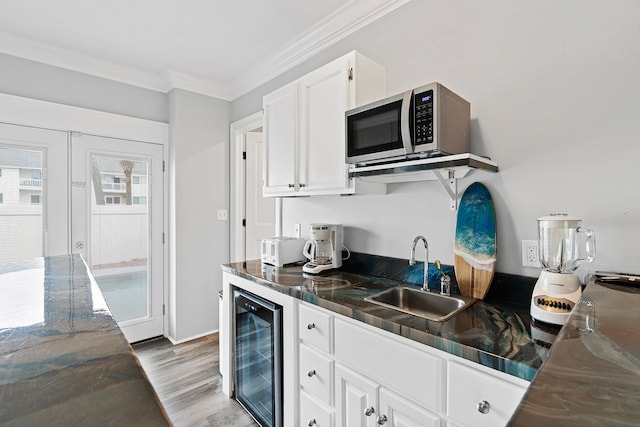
[[364, 286, 476, 322]]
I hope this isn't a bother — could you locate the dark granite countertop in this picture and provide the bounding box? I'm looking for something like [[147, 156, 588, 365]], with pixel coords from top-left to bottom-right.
[[222, 257, 549, 382], [509, 279, 640, 426], [0, 255, 170, 426]]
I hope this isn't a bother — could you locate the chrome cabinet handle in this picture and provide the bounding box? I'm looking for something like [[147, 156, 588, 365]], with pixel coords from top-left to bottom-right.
[[477, 400, 491, 414], [376, 414, 387, 425], [307, 419, 316, 426], [307, 323, 316, 330], [364, 406, 375, 416], [288, 183, 295, 188], [307, 369, 316, 377], [299, 183, 306, 188]]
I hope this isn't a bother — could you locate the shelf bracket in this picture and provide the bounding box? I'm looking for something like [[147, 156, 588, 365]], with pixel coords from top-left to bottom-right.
[[434, 170, 458, 210]]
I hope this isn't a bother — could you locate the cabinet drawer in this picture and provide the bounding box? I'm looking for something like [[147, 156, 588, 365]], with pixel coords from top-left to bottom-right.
[[300, 344, 333, 406], [300, 391, 333, 427], [334, 317, 445, 413], [447, 362, 527, 427], [299, 303, 333, 353]]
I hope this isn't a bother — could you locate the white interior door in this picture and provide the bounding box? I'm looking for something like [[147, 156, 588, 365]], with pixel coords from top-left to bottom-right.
[[71, 133, 164, 342], [0, 123, 68, 263], [245, 131, 275, 260]]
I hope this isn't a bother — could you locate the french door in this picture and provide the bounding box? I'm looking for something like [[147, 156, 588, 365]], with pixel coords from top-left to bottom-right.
[[0, 123, 68, 262], [71, 134, 164, 342]]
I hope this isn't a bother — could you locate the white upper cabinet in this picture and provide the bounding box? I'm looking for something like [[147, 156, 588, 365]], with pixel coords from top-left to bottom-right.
[[263, 83, 298, 195], [263, 51, 387, 197]]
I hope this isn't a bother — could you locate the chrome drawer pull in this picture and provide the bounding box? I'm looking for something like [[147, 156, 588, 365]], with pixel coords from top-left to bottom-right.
[[376, 414, 387, 425], [477, 400, 491, 414], [307, 419, 316, 426], [307, 369, 316, 377], [364, 406, 375, 416], [307, 323, 316, 330]]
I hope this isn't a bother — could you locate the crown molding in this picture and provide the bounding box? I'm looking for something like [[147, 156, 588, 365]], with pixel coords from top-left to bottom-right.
[[0, 0, 411, 101], [160, 69, 233, 101], [0, 30, 167, 91]]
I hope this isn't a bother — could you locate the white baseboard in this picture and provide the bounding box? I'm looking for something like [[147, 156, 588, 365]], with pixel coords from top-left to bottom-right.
[[166, 329, 218, 345]]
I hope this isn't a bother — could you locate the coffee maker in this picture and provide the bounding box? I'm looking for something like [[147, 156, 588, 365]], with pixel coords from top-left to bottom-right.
[[531, 214, 595, 326], [302, 224, 343, 274]]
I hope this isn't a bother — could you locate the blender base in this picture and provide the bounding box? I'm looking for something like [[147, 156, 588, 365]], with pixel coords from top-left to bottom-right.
[[530, 270, 582, 326]]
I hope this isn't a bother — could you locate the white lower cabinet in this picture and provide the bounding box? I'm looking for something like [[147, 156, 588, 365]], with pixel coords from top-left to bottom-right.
[[335, 363, 440, 427], [379, 388, 442, 427], [447, 362, 527, 427], [335, 363, 378, 427], [297, 302, 529, 427], [300, 344, 333, 406], [301, 390, 333, 427]]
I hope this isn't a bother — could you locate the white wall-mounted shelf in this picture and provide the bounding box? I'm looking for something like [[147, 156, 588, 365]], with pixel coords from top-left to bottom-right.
[[348, 153, 498, 209]]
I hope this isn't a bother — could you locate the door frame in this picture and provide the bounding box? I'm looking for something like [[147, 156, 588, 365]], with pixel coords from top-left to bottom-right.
[[230, 112, 282, 263], [0, 93, 169, 339]]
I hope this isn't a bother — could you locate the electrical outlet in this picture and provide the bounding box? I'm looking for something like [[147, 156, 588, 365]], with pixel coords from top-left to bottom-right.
[[522, 240, 540, 267], [294, 224, 301, 238], [217, 209, 228, 221]]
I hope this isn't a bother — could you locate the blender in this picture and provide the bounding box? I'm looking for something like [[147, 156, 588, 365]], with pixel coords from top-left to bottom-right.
[[302, 224, 343, 274], [531, 214, 595, 326]]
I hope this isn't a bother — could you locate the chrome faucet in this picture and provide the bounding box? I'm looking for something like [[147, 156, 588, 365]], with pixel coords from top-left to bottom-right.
[[409, 235, 430, 292]]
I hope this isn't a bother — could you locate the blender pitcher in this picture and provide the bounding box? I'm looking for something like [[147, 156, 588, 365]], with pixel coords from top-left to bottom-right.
[[538, 214, 595, 273]]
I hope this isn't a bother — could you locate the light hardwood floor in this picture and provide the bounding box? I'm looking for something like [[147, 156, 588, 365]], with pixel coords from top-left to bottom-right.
[[133, 334, 258, 427]]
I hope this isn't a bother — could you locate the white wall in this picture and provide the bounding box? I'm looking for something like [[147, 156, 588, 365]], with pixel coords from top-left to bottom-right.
[[233, 0, 640, 277], [168, 89, 230, 342], [0, 53, 168, 123]]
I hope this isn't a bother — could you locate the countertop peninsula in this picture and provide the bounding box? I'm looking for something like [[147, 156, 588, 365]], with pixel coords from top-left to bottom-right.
[[509, 279, 640, 426], [0, 255, 170, 426]]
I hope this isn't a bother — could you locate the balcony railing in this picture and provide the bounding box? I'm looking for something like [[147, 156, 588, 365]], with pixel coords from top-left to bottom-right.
[[19, 179, 42, 189], [102, 182, 126, 192]]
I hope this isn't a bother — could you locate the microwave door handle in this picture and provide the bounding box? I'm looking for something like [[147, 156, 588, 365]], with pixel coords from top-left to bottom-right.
[[400, 89, 414, 154]]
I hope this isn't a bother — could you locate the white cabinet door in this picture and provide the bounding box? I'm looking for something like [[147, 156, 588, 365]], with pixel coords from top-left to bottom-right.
[[378, 388, 442, 427], [298, 55, 352, 194], [335, 363, 379, 427], [447, 362, 527, 427], [263, 83, 297, 196], [262, 51, 386, 197]]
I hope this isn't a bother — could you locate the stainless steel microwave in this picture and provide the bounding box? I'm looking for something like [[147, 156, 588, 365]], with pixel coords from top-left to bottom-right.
[[345, 82, 470, 165]]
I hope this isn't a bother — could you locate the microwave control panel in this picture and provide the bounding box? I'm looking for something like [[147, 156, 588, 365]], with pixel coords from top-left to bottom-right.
[[414, 89, 434, 145]]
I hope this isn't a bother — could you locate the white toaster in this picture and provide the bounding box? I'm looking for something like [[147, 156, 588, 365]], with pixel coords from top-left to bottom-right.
[[260, 237, 306, 267]]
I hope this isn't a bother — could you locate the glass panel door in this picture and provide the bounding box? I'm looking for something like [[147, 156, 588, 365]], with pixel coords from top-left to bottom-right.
[[72, 134, 164, 342], [234, 289, 283, 427], [0, 123, 69, 263]]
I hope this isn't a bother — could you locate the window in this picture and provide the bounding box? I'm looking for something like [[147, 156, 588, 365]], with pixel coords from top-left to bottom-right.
[[133, 176, 147, 185], [133, 196, 147, 205], [31, 195, 41, 204], [105, 196, 121, 204], [31, 170, 41, 180]]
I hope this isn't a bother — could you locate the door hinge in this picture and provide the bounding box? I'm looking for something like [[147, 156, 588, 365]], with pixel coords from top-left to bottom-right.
[[348, 67, 353, 81], [163, 304, 165, 315], [242, 219, 246, 227], [162, 160, 166, 172], [162, 232, 165, 244], [242, 151, 246, 160]]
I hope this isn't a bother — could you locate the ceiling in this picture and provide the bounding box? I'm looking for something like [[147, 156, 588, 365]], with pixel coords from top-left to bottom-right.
[[0, 0, 409, 100]]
